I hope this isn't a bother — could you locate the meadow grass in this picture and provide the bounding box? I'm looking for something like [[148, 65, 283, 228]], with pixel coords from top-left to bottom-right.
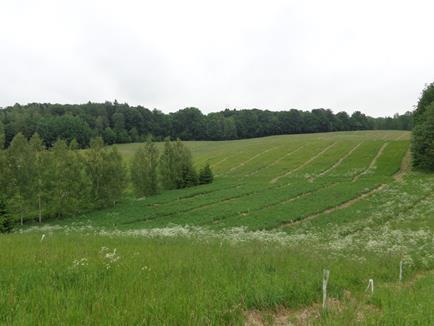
[[1, 228, 430, 325]]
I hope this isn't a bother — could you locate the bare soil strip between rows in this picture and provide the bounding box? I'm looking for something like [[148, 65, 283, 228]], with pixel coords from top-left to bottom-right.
[[270, 142, 337, 184], [246, 146, 304, 177], [208, 182, 340, 226], [126, 181, 292, 224], [246, 182, 338, 215], [352, 142, 388, 182], [314, 143, 362, 179], [175, 181, 291, 213], [393, 148, 411, 182], [281, 153, 416, 229], [132, 141, 408, 227], [130, 189, 260, 223], [282, 184, 387, 228], [194, 155, 217, 167], [213, 157, 231, 177], [213, 156, 229, 167], [395, 132, 408, 140], [142, 183, 243, 207], [226, 146, 279, 174], [130, 178, 341, 226]]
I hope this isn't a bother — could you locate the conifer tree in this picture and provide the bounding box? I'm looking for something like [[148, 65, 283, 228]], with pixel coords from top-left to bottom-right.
[[199, 163, 214, 184]]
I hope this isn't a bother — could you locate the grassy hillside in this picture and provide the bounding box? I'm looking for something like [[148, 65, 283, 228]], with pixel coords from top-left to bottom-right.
[[69, 130, 413, 230], [2, 130, 433, 325]]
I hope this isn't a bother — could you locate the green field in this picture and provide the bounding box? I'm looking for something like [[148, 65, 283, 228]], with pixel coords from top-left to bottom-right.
[[1, 130, 433, 325]]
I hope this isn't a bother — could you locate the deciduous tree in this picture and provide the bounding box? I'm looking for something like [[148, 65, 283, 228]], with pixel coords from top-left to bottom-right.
[[130, 138, 159, 197], [7, 133, 34, 224]]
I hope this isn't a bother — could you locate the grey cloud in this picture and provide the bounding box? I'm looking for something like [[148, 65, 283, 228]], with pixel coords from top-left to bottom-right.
[[0, 0, 433, 116]]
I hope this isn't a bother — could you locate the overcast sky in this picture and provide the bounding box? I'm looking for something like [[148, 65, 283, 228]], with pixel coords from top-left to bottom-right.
[[1, 0, 433, 117]]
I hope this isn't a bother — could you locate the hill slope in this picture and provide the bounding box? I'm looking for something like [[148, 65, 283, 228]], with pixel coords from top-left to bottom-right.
[[66, 130, 419, 231]]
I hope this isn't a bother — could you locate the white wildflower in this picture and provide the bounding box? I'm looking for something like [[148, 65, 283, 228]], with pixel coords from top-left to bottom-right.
[[72, 258, 88, 268]]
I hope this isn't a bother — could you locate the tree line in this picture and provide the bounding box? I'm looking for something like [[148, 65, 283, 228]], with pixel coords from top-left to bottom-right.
[[0, 135, 213, 232], [0, 102, 412, 148], [412, 82, 434, 171]]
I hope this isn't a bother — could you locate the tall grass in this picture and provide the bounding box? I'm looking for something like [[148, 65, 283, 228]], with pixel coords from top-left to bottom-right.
[[0, 231, 417, 324]]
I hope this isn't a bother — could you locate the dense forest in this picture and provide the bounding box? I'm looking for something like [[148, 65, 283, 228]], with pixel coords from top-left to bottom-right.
[[0, 102, 412, 148]]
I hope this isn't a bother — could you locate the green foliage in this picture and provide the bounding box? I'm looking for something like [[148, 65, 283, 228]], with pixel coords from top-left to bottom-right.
[[173, 139, 198, 188], [0, 197, 13, 233], [69, 138, 80, 150], [0, 120, 5, 149], [199, 163, 214, 184], [51, 140, 90, 217], [130, 138, 159, 197], [102, 127, 116, 145], [29, 133, 44, 152], [414, 82, 434, 123], [85, 137, 127, 208], [0, 102, 412, 148], [412, 103, 434, 170], [159, 138, 177, 190], [0, 149, 8, 200], [106, 147, 128, 204], [159, 138, 198, 190], [1, 134, 129, 224], [6, 133, 34, 224], [130, 147, 147, 196], [170, 107, 206, 140], [35, 115, 92, 148], [29, 133, 50, 222], [412, 83, 434, 171]]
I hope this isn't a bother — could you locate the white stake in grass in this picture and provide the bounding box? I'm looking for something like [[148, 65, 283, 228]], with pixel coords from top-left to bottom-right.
[[322, 269, 330, 309], [366, 279, 374, 294], [399, 260, 403, 283]]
